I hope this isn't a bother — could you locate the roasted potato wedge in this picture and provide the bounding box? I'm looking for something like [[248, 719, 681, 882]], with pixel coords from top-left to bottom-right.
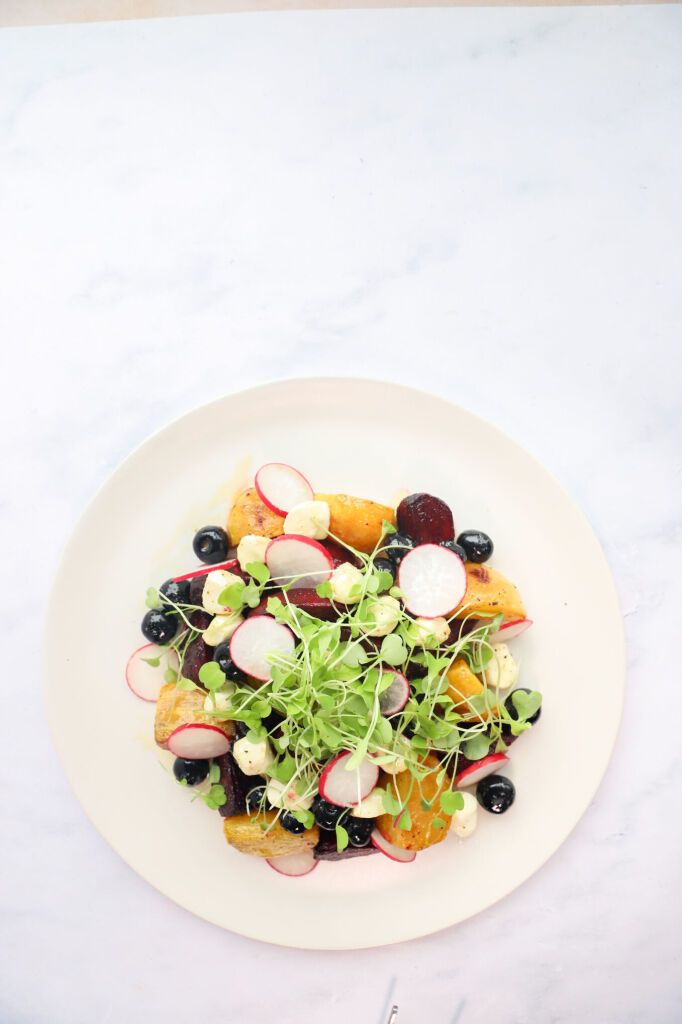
[[223, 812, 319, 857], [315, 493, 396, 553], [376, 753, 452, 852], [228, 487, 285, 546], [455, 563, 526, 621], [154, 683, 234, 749]]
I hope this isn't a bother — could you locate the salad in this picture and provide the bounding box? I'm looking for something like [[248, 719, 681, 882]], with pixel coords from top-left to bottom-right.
[[127, 462, 541, 878]]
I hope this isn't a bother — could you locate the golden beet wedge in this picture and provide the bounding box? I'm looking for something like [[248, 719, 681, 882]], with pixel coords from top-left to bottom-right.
[[154, 683, 234, 749], [315, 493, 396, 553], [223, 813, 319, 857], [455, 563, 526, 621], [376, 753, 453, 852], [228, 487, 285, 546]]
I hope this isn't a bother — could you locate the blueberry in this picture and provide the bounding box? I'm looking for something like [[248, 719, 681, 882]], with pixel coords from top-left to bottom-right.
[[345, 816, 374, 847], [141, 608, 177, 644], [173, 757, 209, 786], [280, 810, 307, 834], [383, 531, 415, 568], [193, 525, 230, 564], [312, 796, 347, 831], [373, 556, 395, 579], [440, 539, 468, 562], [504, 688, 542, 726], [456, 530, 493, 563], [476, 774, 515, 814], [213, 642, 246, 682], [245, 784, 269, 813], [159, 577, 190, 608]]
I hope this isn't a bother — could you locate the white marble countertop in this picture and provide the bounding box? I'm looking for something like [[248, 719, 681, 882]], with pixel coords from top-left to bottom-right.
[[1, 6, 681, 1022]]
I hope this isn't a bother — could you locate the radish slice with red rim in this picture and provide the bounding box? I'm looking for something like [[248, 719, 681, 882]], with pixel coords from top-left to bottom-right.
[[167, 723, 232, 759], [377, 670, 410, 715], [266, 851, 318, 877], [455, 752, 509, 788], [255, 463, 314, 516], [318, 751, 379, 807], [173, 559, 239, 583], [265, 535, 333, 590], [488, 618, 533, 643], [229, 614, 296, 681], [126, 644, 179, 702], [371, 829, 417, 863], [398, 543, 467, 618]]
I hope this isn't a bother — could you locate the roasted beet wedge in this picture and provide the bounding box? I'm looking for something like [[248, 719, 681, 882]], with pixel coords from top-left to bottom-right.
[[216, 750, 253, 817], [397, 493, 455, 545], [181, 610, 213, 683], [322, 538, 360, 568], [250, 589, 337, 621], [313, 831, 378, 861]]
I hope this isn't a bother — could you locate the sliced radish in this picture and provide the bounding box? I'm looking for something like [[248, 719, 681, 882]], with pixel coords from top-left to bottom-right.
[[173, 559, 239, 583], [265, 535, 333, 590], [167, 723, 231, 759], [266, 851, 318, 877], [319, 752, 379, 807], [377, 670, 410, 715], [126, 644, 180, 702], [255, 463, 314, 516], [371, 829, 417, 863], [229, 614, 295, 681], [398, 544, 467, 619], [489, 618, 533, 643], [455, 752, 509, 789]]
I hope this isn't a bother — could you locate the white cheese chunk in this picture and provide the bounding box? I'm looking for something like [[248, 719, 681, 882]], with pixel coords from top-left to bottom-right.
[[237, 534, 270, 572], [450, 791, 478, 838], [202, 569, 243, 615], [408, 616, 450, 648], [363, 595, 401, 637], [203, 683, 235, 715], [330, 562, 364, 604], [483, 643, 518, 690], [233, 736, 275, 776], [203, 610, 243, 646], [265, 778, 315, 811], [351, 788, 386, 818], [283, 500, 331, 540]]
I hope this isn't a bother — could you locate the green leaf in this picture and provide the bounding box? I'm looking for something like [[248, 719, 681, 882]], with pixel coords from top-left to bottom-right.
[[342, 642, 368, 668], [198, 662, 226, 691], [431, 817, 446, 830], [365, 574, 380, 594], [206, 785, 226, 808], [292, 808, 315, 830], [440, 790, 465, 815], [389, 586, 405, 601], [163, 668, 178, 684], [208, 763, 221, 784], [145, 587, 162, 610], [463, 732, 492, 761], [176, 677, 198, 692], [396, 808, 412, 830], [420, 798, 433, 812], [218, 581, 245, 610], [380, 633, 406, 666], [382, 519, 397, 536], [242, 582, 262, 608], [381, 790, 403, 815], [141, 656, 161, 667], [335, 822, 349, 852], [245, 561, 270, 585], [512, 689, 542, 722], [316, 580, 333, 599], [375, 571, 394, 593]]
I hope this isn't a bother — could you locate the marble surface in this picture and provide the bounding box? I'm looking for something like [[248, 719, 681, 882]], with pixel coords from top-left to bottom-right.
[[1, 6, 681, 1023]]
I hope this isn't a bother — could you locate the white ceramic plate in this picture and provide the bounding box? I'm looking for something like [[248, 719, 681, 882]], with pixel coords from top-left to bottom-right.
[[43, 378, 625, 949]]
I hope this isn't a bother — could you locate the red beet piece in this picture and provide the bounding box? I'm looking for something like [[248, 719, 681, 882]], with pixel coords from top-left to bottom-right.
[[396, 493, 455, 545], [313, 832, 378, 861], [180, 610, 212, 683], [216, 750, 253, 817], [250, 588, 337, 621]]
